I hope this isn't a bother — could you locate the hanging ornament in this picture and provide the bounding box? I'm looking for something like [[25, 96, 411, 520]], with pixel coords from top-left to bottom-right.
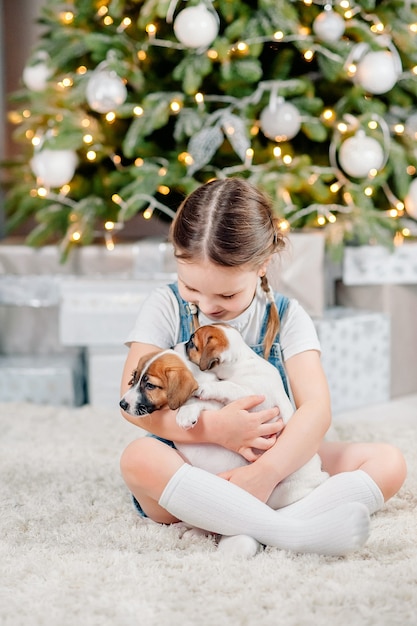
[[22, 51, 53, 91], [31, 148, 78, 188], [173, 3, 219, 49], [260, 97, 301, 142], [86, 60, 127, 114], [338, 131, 385, 178], [313, 5, 345, 43], [404, 179, 417, 219], [356, 50, 401, 95]]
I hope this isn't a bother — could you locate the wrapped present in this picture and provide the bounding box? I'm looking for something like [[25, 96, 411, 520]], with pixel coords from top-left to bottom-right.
[[314, 307, 391, 415], [59, 277, 174, 347], [343, 243, 417, 286], [269, 231, 339, 317], [0, 275, 65, 355], [336, 283, 417, 397], [86, 347, 127, 408], [0, 353, 85, 406]]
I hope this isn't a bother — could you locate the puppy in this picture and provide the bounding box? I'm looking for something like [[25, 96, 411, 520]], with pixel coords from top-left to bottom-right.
[[182, 323, 329, 508], [120, 346, 220, 422], [120, 325, 328, 509]]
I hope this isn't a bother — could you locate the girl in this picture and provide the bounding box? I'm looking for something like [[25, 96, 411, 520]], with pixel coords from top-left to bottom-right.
[[120, 178, 406, 557]]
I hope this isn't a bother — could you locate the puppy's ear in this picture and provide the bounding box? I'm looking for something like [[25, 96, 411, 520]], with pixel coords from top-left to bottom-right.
[[199, 344, 220, 371], [166, 368, 199, 410]]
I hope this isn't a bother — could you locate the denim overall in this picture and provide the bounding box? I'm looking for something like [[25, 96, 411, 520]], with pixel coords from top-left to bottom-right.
[[132, 282, 290, 517]]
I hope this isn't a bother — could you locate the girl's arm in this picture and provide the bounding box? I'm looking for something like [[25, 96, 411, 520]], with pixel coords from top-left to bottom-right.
[[219, 349, 331, 501], [120, 342, 284, 460]]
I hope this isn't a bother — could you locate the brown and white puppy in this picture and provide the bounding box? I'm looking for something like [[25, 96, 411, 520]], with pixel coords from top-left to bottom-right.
[[182, 323, 329, 508], [120, 325, 328, 509], [120, 345, 221, 424], [120, 349, 199, 416]]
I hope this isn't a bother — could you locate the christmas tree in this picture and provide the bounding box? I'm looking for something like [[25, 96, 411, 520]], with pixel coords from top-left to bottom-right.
[[3, 0, 417, 259]]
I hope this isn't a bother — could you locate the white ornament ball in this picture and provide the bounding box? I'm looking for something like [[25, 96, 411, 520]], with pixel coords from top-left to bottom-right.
[[23, 61, 52, 91], [31, 149, 78, 188], [86, 69, 127, 113], [356, 50, 400, 95], [174, 4, 219, 49], [404, 179, 417, 219], [313, 9, 345, 43], [260, 101, 301, 141], [339, 131, 385, 178]]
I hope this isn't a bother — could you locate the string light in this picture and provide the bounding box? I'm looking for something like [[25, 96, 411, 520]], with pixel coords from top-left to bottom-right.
[[146, 23, 157, 37], [244, 148, 254, 167], [170, 100, 182, 113], [60, 11, 74, 24]]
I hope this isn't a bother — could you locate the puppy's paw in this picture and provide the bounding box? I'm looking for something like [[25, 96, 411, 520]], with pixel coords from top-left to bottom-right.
[[196, 384, 213, 400], [176, 405, 200, 429]]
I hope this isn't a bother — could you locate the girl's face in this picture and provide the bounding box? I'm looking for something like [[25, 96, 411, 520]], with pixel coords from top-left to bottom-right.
[[177, 258, 266, 321]]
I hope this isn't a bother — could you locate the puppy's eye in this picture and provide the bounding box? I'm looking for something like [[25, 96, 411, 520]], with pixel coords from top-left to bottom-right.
[[144, 382, 157, 391]]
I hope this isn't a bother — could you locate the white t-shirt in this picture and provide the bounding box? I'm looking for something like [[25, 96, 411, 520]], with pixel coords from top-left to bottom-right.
[[125, 283, 320, 362]]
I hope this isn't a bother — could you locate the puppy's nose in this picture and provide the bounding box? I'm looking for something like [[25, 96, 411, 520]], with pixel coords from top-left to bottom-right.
[[119, 398, 129, 411]]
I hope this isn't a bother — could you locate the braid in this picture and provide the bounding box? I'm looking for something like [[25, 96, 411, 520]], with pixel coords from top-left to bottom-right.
[[260, 275, 279, 360]]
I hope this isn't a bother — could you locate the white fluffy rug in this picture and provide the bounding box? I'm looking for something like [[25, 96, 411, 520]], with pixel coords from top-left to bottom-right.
[[1, 402, 417, 626]]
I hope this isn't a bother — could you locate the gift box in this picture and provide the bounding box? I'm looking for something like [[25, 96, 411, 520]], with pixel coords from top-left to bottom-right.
[[0, 275, 64, 355], [86, 347, 127, 408], [336, 283, 417, 397], [343, 243, 417, 286], [268, 231, 332, 317], [314, 307, 391, 415], [59, 277, 173, 347], [0, 353, 86, 406]]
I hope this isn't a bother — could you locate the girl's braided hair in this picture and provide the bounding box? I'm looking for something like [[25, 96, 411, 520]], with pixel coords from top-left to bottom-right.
[[169, 177, 287, 359]]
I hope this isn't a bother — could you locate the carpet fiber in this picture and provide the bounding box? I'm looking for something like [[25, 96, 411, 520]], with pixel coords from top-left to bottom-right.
[[1, 402, 417, 626]]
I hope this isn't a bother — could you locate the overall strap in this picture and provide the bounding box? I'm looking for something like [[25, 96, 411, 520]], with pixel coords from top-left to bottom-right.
[[168, 283, 196, 343], [258, 293, 290, 396]]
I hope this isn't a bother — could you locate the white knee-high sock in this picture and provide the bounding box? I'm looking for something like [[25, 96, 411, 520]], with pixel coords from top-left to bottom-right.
[[280, 470, 384, 519], [158, 464, 370, 556]]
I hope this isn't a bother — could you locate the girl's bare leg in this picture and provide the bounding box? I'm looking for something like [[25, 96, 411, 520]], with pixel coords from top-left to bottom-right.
[[120, 437, 186, 523], [318, 440, 407, 501]]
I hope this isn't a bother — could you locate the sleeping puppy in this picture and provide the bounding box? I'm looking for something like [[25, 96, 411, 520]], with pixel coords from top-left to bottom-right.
[[120, 325, 328, 509]]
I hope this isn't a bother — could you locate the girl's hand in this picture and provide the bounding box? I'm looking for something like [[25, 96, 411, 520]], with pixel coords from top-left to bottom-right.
[[218, 462, 277, 504], [204, 395, 285, 462]]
